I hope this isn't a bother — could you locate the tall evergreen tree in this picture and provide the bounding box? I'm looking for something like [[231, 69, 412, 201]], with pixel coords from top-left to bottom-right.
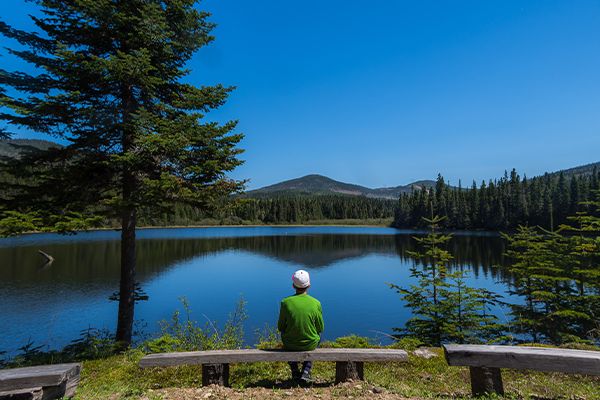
[[0, 0, 244, 346]]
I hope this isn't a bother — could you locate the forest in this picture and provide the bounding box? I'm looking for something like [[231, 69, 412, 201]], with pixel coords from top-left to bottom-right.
[[137, 194, 398, 226], [3, 162, 599, 231], [126, 167, 600, 230], [394, 168, 600, 231]]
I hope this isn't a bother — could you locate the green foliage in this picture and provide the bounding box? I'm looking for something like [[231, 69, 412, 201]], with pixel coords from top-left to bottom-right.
[[0, 210, 104, 236], [323, 335, 377, 349], [2, 328, 116, 368], [143, 335, 184, 354], [254, 324, 282, 350], [387, 337, 424, 351], [0, 211, 41, 236], [144, 297, 247, 353], [391, 212, 502, 346]]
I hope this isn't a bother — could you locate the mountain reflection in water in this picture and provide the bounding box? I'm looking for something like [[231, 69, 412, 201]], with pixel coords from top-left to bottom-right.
[[0, 227, 510, 354]]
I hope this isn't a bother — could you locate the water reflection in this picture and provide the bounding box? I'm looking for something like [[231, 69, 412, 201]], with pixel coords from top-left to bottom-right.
[[0, 228, 510, 353], [1, 232, 508, 281]]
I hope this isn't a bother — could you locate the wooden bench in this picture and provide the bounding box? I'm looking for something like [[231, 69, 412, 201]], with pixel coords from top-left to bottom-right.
[[0, 363, 81, 400], [140, 348, 408, 386], [443, 344, 600, 396]]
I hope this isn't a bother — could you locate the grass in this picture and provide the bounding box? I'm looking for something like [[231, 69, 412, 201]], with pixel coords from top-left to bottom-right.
[[74, 347, 600, 400], [5, 303, 598, 399]]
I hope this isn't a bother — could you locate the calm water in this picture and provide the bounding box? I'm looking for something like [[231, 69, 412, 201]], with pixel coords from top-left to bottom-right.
[[0, 226, 511, 354]]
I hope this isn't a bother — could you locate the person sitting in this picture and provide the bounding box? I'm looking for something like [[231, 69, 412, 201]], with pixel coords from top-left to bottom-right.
[[278, 269, 324, 383]]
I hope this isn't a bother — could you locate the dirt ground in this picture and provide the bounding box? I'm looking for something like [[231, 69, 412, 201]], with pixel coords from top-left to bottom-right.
[[145, 381, 417, 400]]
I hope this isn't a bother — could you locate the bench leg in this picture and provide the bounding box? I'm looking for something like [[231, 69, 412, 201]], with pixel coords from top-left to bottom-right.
[[335, 361, 364, 384], [202, 363, 230, 387], [469, 366, 503, 396], [41, 381, 68, 400]]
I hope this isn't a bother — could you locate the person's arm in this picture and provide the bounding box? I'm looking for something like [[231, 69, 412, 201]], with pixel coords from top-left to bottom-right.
[[278, 301, 286, 333], [315, 302, 324, 334]]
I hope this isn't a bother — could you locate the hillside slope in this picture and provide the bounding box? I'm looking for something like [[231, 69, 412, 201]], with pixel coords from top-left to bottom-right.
[[247, 174, 435, 199], [551, 161, 600, 178], [0, 139, 61, 161]]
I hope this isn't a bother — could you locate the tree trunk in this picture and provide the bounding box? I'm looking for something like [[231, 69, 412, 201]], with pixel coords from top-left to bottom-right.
[[115, 205, 136, 347], [115, 80, 137, 348]]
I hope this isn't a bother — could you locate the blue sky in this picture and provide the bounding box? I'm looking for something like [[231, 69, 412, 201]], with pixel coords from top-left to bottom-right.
[[2, 0, 600, 189]]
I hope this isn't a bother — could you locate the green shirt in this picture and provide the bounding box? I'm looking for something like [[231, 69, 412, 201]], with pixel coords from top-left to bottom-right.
[[278, 293, 324, 351]]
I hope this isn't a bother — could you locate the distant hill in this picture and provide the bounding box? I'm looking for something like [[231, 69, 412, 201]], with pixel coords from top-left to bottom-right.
[[246, 174, 436, 199], [247, 160, 600, 200], [2, 138, 598, 198], [549, 161, 600, 178], [0, 139, 62, 162]]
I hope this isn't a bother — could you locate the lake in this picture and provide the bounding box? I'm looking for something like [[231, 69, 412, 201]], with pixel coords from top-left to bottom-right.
[[0, 226, 511, 355]]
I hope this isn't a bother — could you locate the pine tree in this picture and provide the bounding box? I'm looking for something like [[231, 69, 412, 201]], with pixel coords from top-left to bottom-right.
[[502, 226, 590, 343], [0, 0, 244, 346], [558, 191, 600, 342], [390, 208, 501, 345], [389, 212, 452, 345]]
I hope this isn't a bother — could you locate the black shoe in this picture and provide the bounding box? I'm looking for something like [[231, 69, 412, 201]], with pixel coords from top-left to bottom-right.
[[299, 371, 313, 384], [291, 370, 301, 381]]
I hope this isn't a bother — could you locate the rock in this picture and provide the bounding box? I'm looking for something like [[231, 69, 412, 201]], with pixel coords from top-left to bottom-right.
[[372, 386, 385, 394], [413, 347, 438, 359]]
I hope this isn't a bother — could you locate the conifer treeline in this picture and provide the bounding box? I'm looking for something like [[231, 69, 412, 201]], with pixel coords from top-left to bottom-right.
[[235, 195, 397, 223], [138, 195, 397, 226], [141, 168, 600, 228], [394, 168, 600, 230]]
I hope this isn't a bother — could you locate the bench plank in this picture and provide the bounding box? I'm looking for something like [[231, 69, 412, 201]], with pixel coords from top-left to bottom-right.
[[0, 364, 81, 393], [443, 344, 600, 375], [140, 348, 408, 368]]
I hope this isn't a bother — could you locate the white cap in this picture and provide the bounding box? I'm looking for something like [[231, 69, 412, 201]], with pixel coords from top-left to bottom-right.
[[292, 269, 310, 288]]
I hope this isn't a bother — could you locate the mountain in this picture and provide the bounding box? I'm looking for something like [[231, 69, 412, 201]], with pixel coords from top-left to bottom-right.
[[246, 174, 436, 199], [248, 159, 600, 200], [0, 139, 62, 162], [3, 138, 599, 198]]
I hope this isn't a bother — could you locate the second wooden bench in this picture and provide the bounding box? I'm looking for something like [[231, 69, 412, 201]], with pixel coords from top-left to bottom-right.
[[443, 344, 600, 396]]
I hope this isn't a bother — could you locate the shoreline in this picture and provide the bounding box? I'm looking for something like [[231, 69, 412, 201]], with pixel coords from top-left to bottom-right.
[[3, 222, 502, 238], [2, 222, 395, 237]]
